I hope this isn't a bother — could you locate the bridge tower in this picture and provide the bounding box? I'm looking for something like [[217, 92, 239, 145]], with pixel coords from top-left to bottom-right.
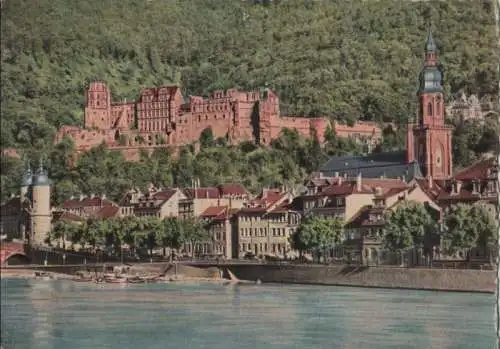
[[31, 159, 51, 246]]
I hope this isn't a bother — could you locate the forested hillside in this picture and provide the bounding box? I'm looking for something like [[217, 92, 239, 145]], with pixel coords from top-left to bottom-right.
[[1, 0, 498, 150], [0, 0, 498, 203]]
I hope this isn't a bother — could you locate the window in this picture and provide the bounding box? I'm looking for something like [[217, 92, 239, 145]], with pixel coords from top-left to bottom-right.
[[427, 102, 433, 117]]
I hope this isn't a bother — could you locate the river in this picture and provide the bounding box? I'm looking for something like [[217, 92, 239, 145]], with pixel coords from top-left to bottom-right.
[[0, 278, 497, 349]]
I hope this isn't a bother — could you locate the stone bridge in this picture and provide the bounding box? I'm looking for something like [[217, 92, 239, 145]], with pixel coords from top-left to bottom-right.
[[0, 242, 29, 266]]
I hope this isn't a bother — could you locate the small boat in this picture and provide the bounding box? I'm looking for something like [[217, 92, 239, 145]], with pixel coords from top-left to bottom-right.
[[127, 278, 145, 284], [104, 278, 127, 284]]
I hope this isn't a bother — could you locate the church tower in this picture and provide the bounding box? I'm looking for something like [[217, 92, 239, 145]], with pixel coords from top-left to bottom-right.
[[31, 160, 52, 246], [407, 29, 453, 180]]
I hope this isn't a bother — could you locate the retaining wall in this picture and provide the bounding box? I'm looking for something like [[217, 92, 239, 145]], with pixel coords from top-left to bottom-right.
[[223, 264, 497, 293]]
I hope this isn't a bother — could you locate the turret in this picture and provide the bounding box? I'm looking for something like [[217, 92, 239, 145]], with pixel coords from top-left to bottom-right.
[[31, 159, 52, 246], [20, 165, 33, 200]]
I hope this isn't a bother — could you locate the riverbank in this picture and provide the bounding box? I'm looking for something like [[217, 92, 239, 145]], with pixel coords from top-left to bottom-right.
[[2, 262, 497, 293]]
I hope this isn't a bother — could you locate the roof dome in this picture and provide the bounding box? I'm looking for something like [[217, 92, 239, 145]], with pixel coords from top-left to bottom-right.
[[33, 160, 51, 186], [21, 167, 33, 187]]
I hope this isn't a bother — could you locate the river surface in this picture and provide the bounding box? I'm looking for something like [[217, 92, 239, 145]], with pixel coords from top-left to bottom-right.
[[1, 278, 497, 349]]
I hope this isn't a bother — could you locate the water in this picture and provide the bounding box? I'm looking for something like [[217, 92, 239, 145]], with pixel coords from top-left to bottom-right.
[[1, 279, 497, 349]]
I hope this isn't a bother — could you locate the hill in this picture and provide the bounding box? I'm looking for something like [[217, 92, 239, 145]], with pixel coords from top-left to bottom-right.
[[1, 0, 498, 151]]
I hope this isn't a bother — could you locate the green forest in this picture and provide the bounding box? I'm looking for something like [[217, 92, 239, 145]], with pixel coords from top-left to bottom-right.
[[1, 0, 499, 203]]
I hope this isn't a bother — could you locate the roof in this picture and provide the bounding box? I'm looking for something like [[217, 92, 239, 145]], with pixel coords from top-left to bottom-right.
[[318, 151, 423, 181], [183, 184, 249, 199], [217, 184, 248, 196], [200, 206, 229, 220], [454, 157, 496, 181], [95, 206, 120, 219], [52, 211, 84, 222], [63, 196, 116, 209], [319, 178, 409, 196], [152, 189, 178, 201], [345, 205, 385, 228], [182, 187, 220, 199], [426, 28, 436, 52]]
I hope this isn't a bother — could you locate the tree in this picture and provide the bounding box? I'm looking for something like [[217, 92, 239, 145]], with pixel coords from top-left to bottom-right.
[[442, 203, 497, 257], [289, 215, 344, 263], [134, 216, 160, 259], [383, 201, 437, 265], [180, 217, 210, 260], [199, 127, 215, 149], [48, 220, 80, 249]]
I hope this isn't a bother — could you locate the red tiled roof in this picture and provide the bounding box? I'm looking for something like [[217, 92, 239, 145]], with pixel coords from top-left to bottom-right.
[[152, 189, 177, 201], [218, 184, 248, 196], [63, 196, 116, 209], [201, 206, 229, 220], [454, 157, 496, 181], [52, 211, 84, 222], [319, 178, 409, 197], [183, 187, 220, 199], [239, 206, 268, 213], [96, 206, 120, 219], [201, 206, 227, 217], [345, 205, 384, 228]]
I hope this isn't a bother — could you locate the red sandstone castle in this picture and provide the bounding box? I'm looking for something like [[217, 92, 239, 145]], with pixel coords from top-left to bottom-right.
[[55, 84, 382, 160]]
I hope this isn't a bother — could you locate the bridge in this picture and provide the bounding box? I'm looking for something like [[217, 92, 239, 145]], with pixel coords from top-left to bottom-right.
[[0, 242, 29, 266]]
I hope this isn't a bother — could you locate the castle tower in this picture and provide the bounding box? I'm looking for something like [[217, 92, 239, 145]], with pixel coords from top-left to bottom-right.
[[84, 81, 112, 130], [407, 29, 453, 180], [31, 159, 51, 246]]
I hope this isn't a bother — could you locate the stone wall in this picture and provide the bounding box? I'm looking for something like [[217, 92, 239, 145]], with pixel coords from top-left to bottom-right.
[[223, 264, 496, 293]]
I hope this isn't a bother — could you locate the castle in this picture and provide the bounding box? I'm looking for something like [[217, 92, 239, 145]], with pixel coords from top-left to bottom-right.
[[54, 84, 382, 160]]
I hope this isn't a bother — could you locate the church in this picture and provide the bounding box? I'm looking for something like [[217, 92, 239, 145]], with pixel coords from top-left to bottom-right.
[[319, 29, 452, 181], [318, 30, 498, 212]]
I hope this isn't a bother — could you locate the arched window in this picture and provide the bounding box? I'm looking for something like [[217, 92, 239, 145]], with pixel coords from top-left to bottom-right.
[[427, 102, 433, 117], [436, 97, 441, 116]]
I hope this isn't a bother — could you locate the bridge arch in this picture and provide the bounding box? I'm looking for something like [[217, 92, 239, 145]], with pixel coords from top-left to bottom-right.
[[1, 252, 30, 266]]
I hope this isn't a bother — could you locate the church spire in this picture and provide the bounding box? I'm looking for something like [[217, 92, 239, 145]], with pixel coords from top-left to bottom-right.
[[424, 27, 437, 67], [425, 27, 436, 53]]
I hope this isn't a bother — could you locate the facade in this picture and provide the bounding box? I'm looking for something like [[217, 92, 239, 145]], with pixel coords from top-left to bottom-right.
[[235, 189, 300, 259], [198, 206, 234, 259], [53, 83, 384, 161], [446, 92, 498, 121]]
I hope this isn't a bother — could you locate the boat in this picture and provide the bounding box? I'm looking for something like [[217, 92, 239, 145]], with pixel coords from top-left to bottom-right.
[[104, 277, 127, 284], [126, 278, 145, 284]]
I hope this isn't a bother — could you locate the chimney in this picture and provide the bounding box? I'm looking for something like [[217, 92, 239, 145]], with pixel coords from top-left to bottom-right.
[[334, 171, 339, 178], [79, 194, 85, 201], [338, 176, 342, 185], [356, 173, 362, 192], [428, 176, 433, 189], [70, 195, 74, 200], [10, 193, 15, 198]]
